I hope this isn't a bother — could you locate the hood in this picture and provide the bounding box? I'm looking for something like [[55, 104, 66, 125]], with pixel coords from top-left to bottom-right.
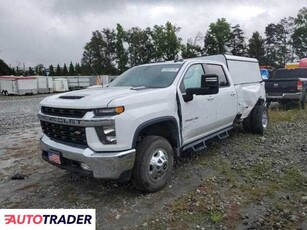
[[39, 86, 158, 109]]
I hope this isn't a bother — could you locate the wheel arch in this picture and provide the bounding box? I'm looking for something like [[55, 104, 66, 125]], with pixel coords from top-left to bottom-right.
[[132, 116, 180, 150]]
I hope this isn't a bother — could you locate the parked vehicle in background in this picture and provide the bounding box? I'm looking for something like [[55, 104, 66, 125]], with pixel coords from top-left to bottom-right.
[[53, 78, 69, 92], [260, 69, 270, 79], [0, 76, 37, 95], [38, 55, 268, 192], [265, 68, 307, 109], [36, 76, 53, 94], [299, 58, 307, 68], [285, 62, 299, 69]]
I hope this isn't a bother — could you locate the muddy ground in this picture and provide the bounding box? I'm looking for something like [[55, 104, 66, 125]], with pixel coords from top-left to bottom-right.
[[0, 95, 306, 230]]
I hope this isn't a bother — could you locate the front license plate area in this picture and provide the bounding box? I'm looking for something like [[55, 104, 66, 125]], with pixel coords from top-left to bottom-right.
[[48, 151, 62, 165]]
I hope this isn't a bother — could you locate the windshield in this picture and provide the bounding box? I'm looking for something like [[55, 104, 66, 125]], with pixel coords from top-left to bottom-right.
[[109, 64, 182, 88], [273, 68, 307, 79]]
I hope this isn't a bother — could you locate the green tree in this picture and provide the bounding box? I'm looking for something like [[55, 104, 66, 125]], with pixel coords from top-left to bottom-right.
[[248, 31, 265, 65], [69, 62, 75, 76], [228, 24, 247, 56], [0, 59, 12, 75], [28, 67, 35, 75], [152, 22, 181, 61], [204, 18, 231, 55], [116, 24, 128, 73], [292, 7, 307, 58], [264, 21, 293, 67], [279, 17, 295, 63], [49, 65, 54, 76], [264, 23, 279, 66], [127, 27, 155, 66], [62, 63, 68, 76], [55, 64, 62, 76], [82, 29, 117, 75], [11, 68, 16, 76], [181, 33, 203, 58], [75, 63, 81, 75], [80, 63, 92, 75], [35, 64, 44, 75]]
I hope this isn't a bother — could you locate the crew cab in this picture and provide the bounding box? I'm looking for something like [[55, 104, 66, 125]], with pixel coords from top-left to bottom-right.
[[265, 68, 307, 109], [38, 55, 268, 192]]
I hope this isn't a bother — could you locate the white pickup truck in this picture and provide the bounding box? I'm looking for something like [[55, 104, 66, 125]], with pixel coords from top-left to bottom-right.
[[38, 55, 268, 192]]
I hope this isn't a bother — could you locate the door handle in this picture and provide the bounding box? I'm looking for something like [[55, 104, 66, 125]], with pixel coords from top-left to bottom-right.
[[230, 92, 236, 96], [207, 96, 214, 101]]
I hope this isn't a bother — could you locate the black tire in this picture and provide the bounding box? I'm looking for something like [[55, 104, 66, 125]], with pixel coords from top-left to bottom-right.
[[132, 136, 174, 193], [251, 105, 269, 134], [300, 92, 306, 110], [243, 111, 252, 133]]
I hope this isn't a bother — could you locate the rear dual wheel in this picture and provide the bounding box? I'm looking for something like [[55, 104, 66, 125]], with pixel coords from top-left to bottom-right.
[[300, 92, 306, 110], [243, 104, 268, 134]]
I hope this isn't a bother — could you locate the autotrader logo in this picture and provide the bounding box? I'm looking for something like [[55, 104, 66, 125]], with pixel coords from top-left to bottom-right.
[[0, 209, 95, 230]]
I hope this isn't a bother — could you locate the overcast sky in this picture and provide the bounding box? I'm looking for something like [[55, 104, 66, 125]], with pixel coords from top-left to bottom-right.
[[0, 0, 306, 68]]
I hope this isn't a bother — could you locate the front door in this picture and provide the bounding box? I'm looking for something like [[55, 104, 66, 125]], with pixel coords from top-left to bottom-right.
[[178, 63, 217, 145]]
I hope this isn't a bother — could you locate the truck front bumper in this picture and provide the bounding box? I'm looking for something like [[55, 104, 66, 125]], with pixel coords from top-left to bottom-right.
[[267, 92, 302, 101], [40, 135, 136, 179]]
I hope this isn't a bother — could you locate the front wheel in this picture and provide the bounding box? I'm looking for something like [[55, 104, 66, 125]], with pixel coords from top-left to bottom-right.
[[132, 136, 174, 193], [251, 105, 269, 134]]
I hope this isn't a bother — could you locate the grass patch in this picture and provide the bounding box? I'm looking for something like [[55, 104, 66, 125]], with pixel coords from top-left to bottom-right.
[[269, 108, 307, 122], [213, 159, 237, 186], [208, 210, 223, 223], [251, 160, 271, 178], [282, 166, 306, 190]]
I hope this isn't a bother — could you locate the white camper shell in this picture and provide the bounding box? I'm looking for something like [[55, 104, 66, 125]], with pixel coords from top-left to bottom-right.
[[198, 55, 265, 118], [0, 76, 38, 95]]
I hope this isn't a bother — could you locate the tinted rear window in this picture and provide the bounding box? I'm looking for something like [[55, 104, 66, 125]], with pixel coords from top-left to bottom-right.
[[273, 68, 307, 79]]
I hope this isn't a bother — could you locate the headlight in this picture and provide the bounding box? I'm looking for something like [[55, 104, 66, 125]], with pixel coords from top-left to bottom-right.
[[94, 106, 124, 116], [95, 126, 117, 144]]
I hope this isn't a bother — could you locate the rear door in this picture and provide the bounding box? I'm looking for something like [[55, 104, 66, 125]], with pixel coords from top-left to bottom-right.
[[177, 63, 217, 145], [204, 64, 237, 128]]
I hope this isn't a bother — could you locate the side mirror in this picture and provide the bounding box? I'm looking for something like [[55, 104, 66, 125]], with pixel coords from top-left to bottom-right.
[[183, 74, 219, 102], [201, 74, 219, 89]]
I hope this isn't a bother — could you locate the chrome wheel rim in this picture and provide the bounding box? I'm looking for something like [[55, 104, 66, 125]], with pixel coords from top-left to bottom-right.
[[148, 149, 168, 181], [262, 111, 268, 129]]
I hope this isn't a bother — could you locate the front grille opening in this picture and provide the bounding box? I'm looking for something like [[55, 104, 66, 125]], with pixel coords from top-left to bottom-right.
[[41, 106, 89, 118], [41, 121, 87, 146]]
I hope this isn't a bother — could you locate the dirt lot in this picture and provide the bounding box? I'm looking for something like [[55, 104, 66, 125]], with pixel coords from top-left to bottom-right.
[[0, 95, 306, 230]]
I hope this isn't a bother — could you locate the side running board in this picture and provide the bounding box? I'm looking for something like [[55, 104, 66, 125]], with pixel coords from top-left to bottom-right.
[[182, 127, 233, 152]]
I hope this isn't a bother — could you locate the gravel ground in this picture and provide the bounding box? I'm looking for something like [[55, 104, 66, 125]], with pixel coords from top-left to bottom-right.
[[0, 96, 306, 229], [0, 94, 50, 135]]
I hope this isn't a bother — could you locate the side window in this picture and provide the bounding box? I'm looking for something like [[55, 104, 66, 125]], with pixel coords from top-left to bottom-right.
[[205, 64, 229, 87], [180, 64, 205, 92]]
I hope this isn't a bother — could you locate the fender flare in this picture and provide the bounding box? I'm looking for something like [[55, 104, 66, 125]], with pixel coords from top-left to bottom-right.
[[132, 116, 180, 148]]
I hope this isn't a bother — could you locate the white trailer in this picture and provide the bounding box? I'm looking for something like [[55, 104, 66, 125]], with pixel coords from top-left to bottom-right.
[[0, 76, 37, 95], [53, 78, 68, 92], [101, 75, 118, 86], [52, 76, 96, 90], [67, 76, 91, 90], [36, 76, 53, 93]]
